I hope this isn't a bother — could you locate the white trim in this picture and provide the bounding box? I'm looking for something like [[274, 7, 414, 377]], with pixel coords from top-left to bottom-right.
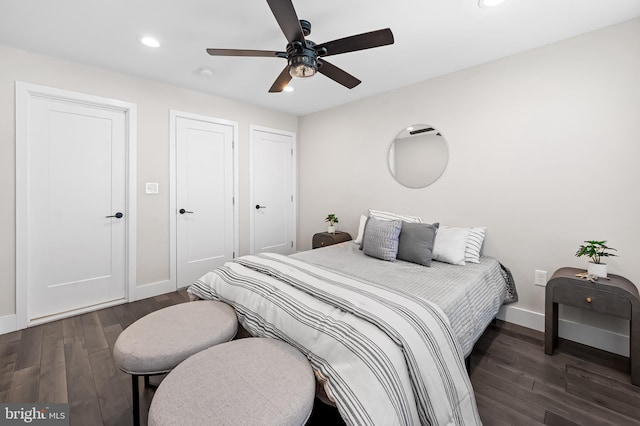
[[127, 104, 138, 302], [133, 280, 175, 301], [0, 314, 17, 335], [249, 125, 297, 254], [15, 82, 137, 329], [169, 110, 239, 290], [497, 304, 629, 356], [28, 299, 127, 327], [558, 318, 629, 357], [496, 304, 545, 330]]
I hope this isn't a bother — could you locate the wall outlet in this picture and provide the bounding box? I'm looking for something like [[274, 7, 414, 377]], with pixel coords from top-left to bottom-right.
[[534, 269, 548, 286]]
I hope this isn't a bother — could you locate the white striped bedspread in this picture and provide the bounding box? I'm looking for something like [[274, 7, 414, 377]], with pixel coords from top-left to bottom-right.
[[189, 253, 481, 426]]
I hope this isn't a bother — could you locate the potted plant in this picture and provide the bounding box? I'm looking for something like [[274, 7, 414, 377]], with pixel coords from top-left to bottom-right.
[[325, 214, 339, 234], [575, 240, 618, 278]]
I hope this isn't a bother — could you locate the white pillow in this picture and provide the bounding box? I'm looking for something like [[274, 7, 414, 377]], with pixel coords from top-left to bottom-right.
[[433, 226, 470, 265], [353, 214, 368, 244], [465, 227, 486, 263], [369, 209, 422, 223]]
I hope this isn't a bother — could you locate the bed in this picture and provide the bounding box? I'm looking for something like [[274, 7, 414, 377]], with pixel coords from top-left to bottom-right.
[[188, 237, 516, 426]]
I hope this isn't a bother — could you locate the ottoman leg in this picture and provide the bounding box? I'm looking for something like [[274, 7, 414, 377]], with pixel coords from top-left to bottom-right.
[[144, 375, 150, 388], [132, 374, 140, 426]]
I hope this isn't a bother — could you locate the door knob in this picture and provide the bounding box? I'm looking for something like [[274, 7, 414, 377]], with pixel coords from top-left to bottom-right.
[[106, 212, 123, 219], [255, 205, 266, 210], [179, 209, 194, 214]]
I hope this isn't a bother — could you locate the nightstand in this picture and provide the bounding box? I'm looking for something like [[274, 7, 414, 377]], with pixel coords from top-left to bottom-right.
[[312, 232, 352, 249], [544, 267, 640, 385]]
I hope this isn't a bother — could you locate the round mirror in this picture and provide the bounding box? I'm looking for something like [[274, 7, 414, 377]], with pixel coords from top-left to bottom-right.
[[388, 124, 449, 188]]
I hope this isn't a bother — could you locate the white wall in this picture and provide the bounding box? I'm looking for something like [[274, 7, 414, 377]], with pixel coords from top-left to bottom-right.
[[298, 19, 640, 351], [0, 45, 297, 319]]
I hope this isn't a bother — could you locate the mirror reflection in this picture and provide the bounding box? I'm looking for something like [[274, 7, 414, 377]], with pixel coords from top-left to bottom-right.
[[388, 124, 449, 188]]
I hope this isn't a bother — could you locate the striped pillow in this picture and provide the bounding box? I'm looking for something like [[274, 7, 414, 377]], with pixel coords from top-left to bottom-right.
[[369, 209, 422, 223], [465, 227, 486, 263], [362, 217, 402, 262]]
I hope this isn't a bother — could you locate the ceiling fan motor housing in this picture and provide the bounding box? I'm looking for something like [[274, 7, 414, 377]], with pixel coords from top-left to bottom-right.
[[299, 19, 312, 37]]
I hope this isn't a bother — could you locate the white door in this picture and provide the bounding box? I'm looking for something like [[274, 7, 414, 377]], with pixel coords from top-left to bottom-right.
[[250, 126, 296, 255], [24, 94, 127, 322], [175, 115, 235, 288]]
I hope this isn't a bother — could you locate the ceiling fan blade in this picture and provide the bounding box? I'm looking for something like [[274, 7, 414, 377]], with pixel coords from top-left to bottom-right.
[[315, 28, 394, 57], [317, 59, 361, 89], [269, 66, 293, 93], [207, 48, 286, 58], [267, 0, 305, 43]]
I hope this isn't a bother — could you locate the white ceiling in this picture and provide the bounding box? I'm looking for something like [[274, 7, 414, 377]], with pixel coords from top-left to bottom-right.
[[1, 0, 639, 116]]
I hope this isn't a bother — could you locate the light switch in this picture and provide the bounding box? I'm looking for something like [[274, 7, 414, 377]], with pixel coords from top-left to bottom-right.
[[145, 182, 159, 194]]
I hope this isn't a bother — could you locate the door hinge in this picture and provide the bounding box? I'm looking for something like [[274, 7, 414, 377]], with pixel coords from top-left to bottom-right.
[[232, 139, 235, 149], [291, 148, 293, 156], [233, 251, 236, 259], [291, 195, 293, 202], [232, 196, 235, 206], [291, 241, 293, 248]]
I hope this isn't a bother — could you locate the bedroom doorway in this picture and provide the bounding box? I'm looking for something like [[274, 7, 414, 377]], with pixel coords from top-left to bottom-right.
[[16, 83, 137, 328], [170, 111, 238, 289], [249, 126, 296, 255]]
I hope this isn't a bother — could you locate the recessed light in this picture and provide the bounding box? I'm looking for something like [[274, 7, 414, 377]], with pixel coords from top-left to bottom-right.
[[283, 86, 294, 93], [140, 37, 160, 48], [478, 0, 506, 8]]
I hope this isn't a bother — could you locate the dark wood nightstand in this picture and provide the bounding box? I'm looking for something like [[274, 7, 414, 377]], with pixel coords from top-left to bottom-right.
[[544, 267, 640, 385], [312, 232, 352, 249]]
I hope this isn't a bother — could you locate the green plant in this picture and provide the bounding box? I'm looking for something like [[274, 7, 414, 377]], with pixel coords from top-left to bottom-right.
[[575, 240, 618, 264], [325, 214, 339, 226]]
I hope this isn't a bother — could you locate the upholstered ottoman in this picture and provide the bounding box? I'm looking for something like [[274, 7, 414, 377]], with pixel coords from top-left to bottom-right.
[[113, 301, 237, 426], [148, 338, 316, 426]]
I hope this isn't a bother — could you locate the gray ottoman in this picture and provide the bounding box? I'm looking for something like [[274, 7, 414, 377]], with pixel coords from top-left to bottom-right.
[[148, 338, 315, 426], [114, 301, 237, 426]]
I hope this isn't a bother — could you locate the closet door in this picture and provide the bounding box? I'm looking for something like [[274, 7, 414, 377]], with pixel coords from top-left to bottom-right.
[[250, 126, 296, 255], [23, 92, 128, 322], [175, 115, 235, 288]]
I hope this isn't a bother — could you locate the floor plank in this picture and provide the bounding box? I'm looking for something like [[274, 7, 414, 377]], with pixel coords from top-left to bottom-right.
[[0, 340, 19, 395], [89, 347, 131, 422], [64, 340, 103, 426], [8, 365, 40, 403], [81, 311, 109, 355], [14, 325, 43, 370]]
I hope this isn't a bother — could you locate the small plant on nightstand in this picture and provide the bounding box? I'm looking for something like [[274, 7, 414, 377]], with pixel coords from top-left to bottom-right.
[[325, 214, 339, 234], [575, 240, 618, 278]]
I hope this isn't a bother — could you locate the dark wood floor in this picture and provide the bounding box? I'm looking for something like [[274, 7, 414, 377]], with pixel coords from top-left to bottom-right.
[[1, 291, 638, 425]]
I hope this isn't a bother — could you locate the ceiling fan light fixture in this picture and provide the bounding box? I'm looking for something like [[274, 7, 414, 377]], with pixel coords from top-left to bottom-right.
[[478, 0, 506, 8], [288, 55, 317, 78]]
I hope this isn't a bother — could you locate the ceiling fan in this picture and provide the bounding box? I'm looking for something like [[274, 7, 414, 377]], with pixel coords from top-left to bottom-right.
[[206, 0, 394, 93]]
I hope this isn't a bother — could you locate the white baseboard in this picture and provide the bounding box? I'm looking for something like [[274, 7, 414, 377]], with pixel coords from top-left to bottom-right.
[[497, 305, 629, 357], [0, 314, 17, 335], [133, 280, 176, 301]]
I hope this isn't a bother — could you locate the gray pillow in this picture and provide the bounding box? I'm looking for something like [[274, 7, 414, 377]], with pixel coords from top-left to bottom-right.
[[397, 222, 439, 266], [362, 217, 402, 262]]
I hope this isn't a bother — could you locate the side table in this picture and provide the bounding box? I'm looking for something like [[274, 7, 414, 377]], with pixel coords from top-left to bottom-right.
[[312, 232, 352, 249], [544, 267, 639, 385]]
